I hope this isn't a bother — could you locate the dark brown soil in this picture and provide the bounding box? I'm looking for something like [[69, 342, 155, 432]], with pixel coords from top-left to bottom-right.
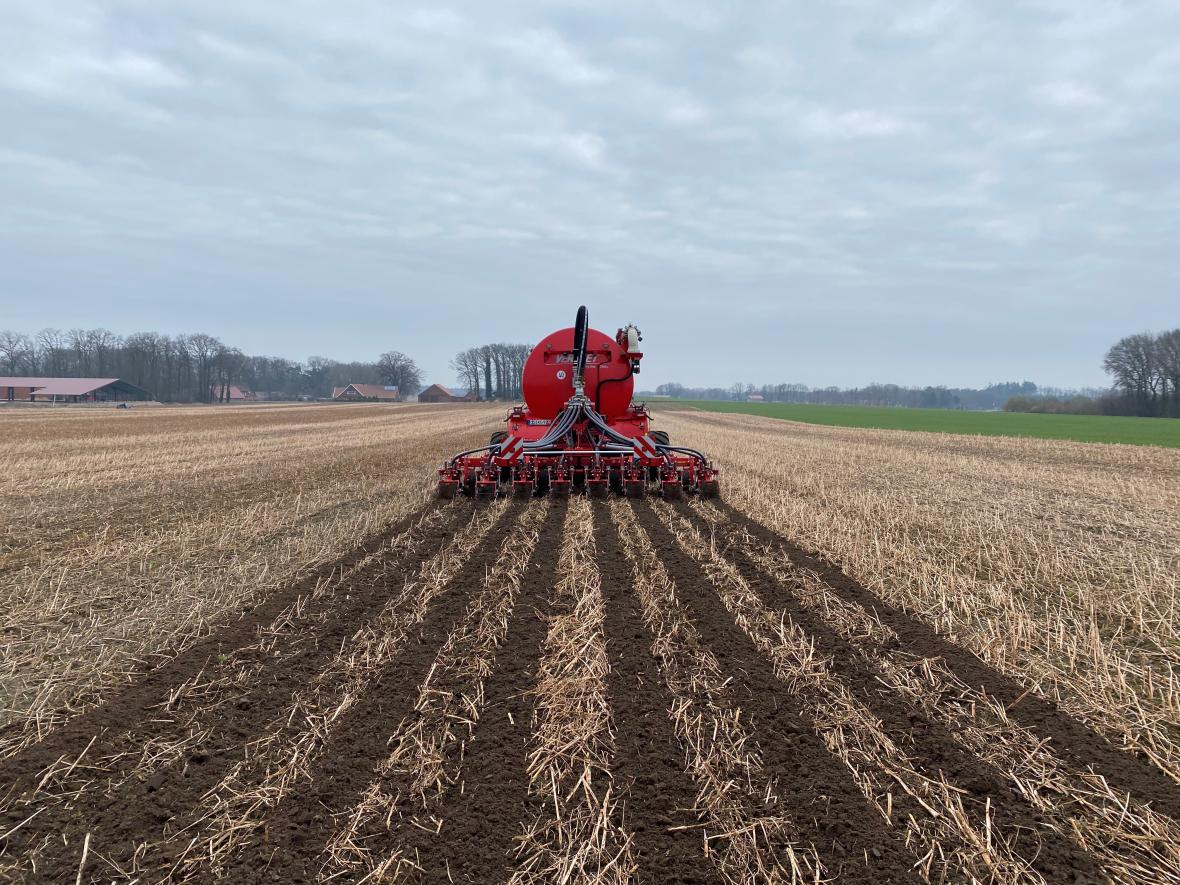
[[713, 501, 1180, 823], [673, 504, 1104, 882], [592, 502, 720, 884], [218, 502, 526, 883], [3, 496, 1175, 884], [633, 502, 924, 884], [404, 502, 567, 884], [0, 501, 471, 880], [0, 500, 448, 792]]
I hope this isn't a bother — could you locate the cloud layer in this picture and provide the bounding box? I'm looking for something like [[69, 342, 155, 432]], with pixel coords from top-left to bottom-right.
[[2, 0, 1177, 387]]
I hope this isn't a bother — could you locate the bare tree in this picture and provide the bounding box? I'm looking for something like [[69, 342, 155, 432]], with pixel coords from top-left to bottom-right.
[[450, 347, 483, 399], [36, 328, 67, 375], [185, 333, 223, 403], [212, 347, 246, 402], [0, 331, 32, 374], [377, 350, 422, 395], [1158, 329, 1180, 417], [1104, 333, 1162, 416]]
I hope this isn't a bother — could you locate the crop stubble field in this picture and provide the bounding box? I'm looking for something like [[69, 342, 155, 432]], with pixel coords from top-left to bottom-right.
[[1, 402, 1178, 883]]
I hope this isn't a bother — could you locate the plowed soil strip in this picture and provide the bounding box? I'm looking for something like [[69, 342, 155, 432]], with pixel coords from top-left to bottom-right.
[[158, 501, 513, 882], [591, 503, 717, 884], [511, 497, 636, 884], [691, 502, 1180, 882], [404, 502, 566, 884], [662, 504, 1101, 883], [0, 504, 461, 873], [220, 502, 540, 883], [0, 504, 488, 882], [0, 500, 443, 784], [29, 500, 502, 883], [632, 502, 922, 883], [712, 502, 1180, 821], [610, 499, 825, 883]]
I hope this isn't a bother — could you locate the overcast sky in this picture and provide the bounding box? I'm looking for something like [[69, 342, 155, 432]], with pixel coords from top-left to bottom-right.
[[2, 1, 1177, 390]]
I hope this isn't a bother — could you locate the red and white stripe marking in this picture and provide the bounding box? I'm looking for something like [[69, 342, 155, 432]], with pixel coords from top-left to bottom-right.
[[495, 435, 524, 463], [633, 433, 661, 462]]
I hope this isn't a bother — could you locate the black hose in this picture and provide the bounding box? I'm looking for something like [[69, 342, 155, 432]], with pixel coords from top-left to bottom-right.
[[572, 305, 589, 383], [594, 361, 633, 413]]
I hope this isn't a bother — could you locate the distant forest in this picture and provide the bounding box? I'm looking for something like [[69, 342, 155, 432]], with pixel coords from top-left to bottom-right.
[[0, 328, 421, 402], [644, 380, 1073, 412], [648, 328, 1180, 418]]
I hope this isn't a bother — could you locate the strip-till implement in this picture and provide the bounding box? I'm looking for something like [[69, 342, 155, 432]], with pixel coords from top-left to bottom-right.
[[439, 306, 719, 499]]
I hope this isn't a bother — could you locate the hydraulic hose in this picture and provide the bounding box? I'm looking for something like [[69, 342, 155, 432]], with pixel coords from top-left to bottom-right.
[[572, 305, 589, 389], [594, 361, 632, 413]]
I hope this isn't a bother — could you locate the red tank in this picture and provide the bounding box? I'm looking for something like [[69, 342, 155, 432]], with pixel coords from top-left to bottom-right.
[[522, 326, 633, 420]]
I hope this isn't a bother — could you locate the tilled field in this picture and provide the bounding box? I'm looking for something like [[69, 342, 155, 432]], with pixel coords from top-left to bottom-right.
[[2, 405, 1178, 883]]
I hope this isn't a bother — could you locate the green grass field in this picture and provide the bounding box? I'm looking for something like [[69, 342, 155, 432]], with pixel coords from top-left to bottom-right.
[[672, 400, 1180, 448]]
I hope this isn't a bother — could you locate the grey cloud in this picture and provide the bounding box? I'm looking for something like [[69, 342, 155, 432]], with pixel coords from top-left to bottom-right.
[[1, 0, 1177, 390]]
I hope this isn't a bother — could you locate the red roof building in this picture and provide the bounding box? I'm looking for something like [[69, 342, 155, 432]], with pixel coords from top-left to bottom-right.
[[209, 384, 257, 402], [1, 377, 150, 402], [418, 384, 476, 403], [332, 383, 401, 402]]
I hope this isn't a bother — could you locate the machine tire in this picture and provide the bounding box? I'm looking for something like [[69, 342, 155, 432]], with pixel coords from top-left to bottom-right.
[[490, 430, 508, 446], [651, 429, 670, 447]]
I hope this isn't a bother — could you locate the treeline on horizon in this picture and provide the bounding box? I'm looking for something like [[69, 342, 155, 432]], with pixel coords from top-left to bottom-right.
[[3, 326, 1175, 416], [0, 328, 424, 402], [650, 328, 1180, 419], [647, 380, 1060, 411]]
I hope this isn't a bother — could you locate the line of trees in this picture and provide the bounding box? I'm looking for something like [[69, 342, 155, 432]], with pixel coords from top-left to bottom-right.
[[650, 380, 1045, 411], [1102, 329, 1180, 417], [0, 327, 420, 402], [450, 343, 531, 401]]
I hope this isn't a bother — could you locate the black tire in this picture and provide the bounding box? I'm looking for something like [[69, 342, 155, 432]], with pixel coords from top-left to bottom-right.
[[490, 430, 508, 446], [651, 430, 670, 447]]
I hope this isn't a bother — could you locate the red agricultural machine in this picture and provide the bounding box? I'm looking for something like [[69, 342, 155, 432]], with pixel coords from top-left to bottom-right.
[[439, 306, 719, 499]]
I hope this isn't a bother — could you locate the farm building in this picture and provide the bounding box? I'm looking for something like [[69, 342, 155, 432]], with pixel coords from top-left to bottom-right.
[[209, 384, 258, 402], [1, 377, 151, 403], [331, 383, 401, 402], [418, 384, 476, 403]]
